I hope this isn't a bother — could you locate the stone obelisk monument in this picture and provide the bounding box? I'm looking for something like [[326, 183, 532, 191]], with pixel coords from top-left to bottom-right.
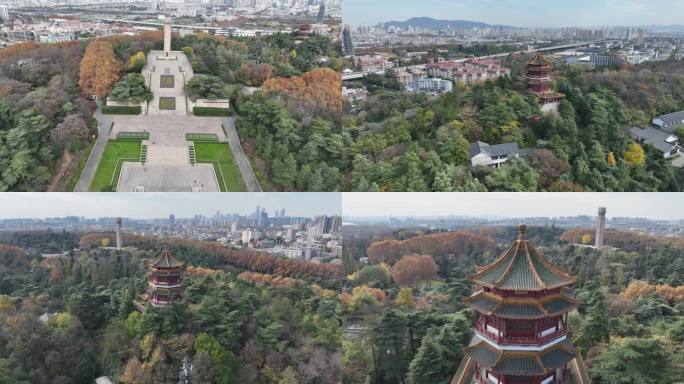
[[595, 207, 606, 248], [163, 17, 172, 54]]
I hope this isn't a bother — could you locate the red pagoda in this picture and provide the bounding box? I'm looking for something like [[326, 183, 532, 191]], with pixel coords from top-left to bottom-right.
[[147, 248, 184, 307], [527, 52, 565, 105], [452, 225, 591, 384]]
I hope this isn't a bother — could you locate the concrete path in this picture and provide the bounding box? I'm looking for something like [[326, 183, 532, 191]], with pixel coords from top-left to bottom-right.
[[74, 107, 114, 192], [222, 116, 262, 192], [117, 163, 219, 192]]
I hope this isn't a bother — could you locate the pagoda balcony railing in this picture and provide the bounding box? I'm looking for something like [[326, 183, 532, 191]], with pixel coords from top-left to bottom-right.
[[526, 74, 550, 80], [475, 320, 567, 346], [150, 282, 182, 288]]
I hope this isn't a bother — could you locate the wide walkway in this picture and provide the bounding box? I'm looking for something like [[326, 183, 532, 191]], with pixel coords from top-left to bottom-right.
[[144, 50, 194, 116]]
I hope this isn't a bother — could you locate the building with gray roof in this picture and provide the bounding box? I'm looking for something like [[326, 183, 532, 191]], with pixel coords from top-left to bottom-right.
[[470, 141, 529, 168], [653, 110, 684, 133], [630, 126, 680, 158]]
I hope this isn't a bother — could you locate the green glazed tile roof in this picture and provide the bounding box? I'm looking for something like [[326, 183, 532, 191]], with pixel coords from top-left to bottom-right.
[[495, 303, 544, 319], [470, 225, 575, 291], [470, 295, 499, 313], [540, 347, 576, 370], [465, 340, 579, 377], [495, 355, 544, 376], [543, 297, 578, 315]]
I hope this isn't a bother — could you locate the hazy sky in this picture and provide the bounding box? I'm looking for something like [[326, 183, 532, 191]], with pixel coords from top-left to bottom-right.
[[0, 193, 341, 219], [343, 193, 684, 220], [344, 0, 684, 28]]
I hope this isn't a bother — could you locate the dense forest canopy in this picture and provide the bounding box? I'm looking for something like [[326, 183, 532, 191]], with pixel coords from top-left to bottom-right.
[[343, 57, 684, 192], [0, 230, 342, 384]]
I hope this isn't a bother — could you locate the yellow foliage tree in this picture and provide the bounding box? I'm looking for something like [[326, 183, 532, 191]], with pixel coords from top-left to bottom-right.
[[623, 280, 656, 301], [395, 288, 416, 309], [580, 234, 593, 244], [100, 238, 110, 247], [129, 51, 147, 71], [79, 41, 123, 97], [0, 294, 14, 313], [622, 143, 645, 166], [607, 152, 617, 166]]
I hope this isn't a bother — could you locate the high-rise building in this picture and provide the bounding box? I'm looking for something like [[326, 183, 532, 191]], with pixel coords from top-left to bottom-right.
[[453, 225, 591, 384], [147, 248, 184, 307], [316, 3, 326, 23], [169, 214, 176, 228], [342, 25, 354, 56], [0, 5, 9, 22]]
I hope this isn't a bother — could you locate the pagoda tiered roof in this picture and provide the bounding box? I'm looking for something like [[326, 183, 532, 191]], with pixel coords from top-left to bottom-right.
[[150, 248, 184, 268], [469, 225, 576, 292], [529, 52, 552, 66], [465, 290, 580, 319], [464, 338, 577, 376]]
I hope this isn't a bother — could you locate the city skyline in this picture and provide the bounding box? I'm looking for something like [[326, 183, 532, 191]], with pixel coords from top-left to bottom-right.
[[344, 0, 684, 28], [342, 193, 684, 220], [0, 193, 341, 219]]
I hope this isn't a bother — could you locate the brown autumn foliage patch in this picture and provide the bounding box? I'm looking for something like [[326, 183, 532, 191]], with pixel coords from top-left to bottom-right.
[[79, 233, 341, 280], [0, 244, 29, 272], [367, 231, 496, 265], [238, 271, 303, 287], [78, 41, 123, 97], [391, 254, 439, 286], [622, 280, 684, 305], [262, 67, 341, 116], [560, 228, 684, 250]]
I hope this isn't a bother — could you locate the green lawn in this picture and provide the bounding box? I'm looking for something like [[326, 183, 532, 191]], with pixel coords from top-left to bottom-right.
[[90, 140, 142, 191], [194, 142, 246, 192], [159, 97, 176, 110]]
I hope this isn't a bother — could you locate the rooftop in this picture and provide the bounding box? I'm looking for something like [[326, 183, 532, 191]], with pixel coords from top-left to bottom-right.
[[469, 225, 576, 291], [150, 248, 184, 268], [470, 141, 521, 158], [655, 110, 684, 125], [629, 126, 678, 153]]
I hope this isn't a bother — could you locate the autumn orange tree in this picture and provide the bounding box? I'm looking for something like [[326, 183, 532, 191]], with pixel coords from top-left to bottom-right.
[[367, 231, 496, 265], [79, 41, 123, 97], [262, 67, 341, 116], [391, 254, 439, 286]]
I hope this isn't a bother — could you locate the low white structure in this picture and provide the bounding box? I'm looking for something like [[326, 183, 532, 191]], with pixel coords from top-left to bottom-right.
[[409, 77, 453, 93], [470, 141, 527, 168], [193, 99, 230, 109]]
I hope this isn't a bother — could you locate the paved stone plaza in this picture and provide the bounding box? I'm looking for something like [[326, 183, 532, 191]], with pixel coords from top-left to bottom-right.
[[143, 49, 194, 116], [117, 163, 220, 192]]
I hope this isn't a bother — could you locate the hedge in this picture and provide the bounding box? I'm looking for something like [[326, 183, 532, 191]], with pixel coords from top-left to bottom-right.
[[101, 105, 142, 115], [193, 106, 231, 117]]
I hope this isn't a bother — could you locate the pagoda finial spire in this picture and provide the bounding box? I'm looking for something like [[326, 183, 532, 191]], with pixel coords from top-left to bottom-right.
[[518, 224, 527, 240]]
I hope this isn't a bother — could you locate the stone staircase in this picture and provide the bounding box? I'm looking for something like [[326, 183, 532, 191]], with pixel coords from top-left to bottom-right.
[[188, 143, 196, 165], [140, 144, 148, 164]]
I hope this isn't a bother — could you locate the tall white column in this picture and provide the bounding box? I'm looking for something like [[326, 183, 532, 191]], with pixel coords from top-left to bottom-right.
[[595, 207, 606, 248], [163, 18, 172, 53]]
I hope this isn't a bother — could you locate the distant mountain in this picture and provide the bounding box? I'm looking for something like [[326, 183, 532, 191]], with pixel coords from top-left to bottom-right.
[[378, 17, 512, 30], [642, 25, 684, 33]]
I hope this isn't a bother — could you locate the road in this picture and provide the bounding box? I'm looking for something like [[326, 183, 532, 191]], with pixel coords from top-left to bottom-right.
[[74, 107, 113, 192], [222, 117, 262, 192], [342, 40, 602, 80]]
